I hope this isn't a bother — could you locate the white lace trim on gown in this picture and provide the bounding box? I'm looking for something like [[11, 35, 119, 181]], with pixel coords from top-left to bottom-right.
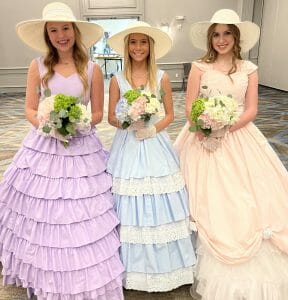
[[125, 266, 194, 292], [112, 172, 185, 195], [120, 219, 191, 244]]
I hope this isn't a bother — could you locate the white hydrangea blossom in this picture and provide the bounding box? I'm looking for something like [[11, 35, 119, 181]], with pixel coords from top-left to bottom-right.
[[146, 96, 161, 114], [76, 104, 92, 133], [203, 96, 240, 129], [37, 95, 55, 122], [78, 104, 91, 123], [37, 94, 92, 140]]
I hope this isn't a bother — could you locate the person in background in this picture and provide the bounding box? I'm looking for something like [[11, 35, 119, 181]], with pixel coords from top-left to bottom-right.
[[0, 2, 124, 299]]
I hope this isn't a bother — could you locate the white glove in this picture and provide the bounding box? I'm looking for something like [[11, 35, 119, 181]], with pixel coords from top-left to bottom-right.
[[50, 129, 70, 143], [77, 123, 91, 134], [209, 126, 228, 138], [135, 125, 156, 140], [201, 137, 222, 152], [201, 127, 228, 152], [127, 120, 145, 131]]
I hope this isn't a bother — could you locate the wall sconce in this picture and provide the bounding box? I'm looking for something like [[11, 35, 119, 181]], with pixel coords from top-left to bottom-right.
[[160, 23, 170, 33], [175, 15, 185, 30]]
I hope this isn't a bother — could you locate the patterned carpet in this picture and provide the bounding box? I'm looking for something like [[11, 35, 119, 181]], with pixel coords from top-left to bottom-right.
[[0, 85, 287, 299]]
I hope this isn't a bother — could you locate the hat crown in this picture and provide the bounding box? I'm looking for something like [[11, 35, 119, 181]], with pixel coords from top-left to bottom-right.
[[42, 2, 76, 21], [126, 21, 152, 31], [189, 9, 260, 53], [16, 2, 104, 52], [210, 9, 241, 24], [107, 21, 172, 59]]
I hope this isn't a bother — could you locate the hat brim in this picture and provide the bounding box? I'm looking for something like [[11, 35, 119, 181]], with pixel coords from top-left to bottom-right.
[[190, 21, 260, 53], [16, 19, 103, 53], [107, 26, 172, 59]]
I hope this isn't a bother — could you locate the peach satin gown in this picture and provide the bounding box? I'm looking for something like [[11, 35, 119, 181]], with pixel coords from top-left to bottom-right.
[[174, 60, 288, 300]]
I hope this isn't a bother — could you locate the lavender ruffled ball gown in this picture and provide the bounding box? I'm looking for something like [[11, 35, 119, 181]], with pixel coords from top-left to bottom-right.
[[0, 57, 124, 299]]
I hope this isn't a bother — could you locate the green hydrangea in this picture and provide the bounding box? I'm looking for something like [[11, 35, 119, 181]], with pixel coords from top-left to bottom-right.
[[68, 105, 82, 121], [190, 98, 205, 122], [123, 90, 141, 105], [54, 94, 78, 112]]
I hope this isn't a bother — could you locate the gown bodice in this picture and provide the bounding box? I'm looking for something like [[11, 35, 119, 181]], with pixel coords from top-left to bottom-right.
[[36, 57, 95, 105], [193, 60, 258, 113]]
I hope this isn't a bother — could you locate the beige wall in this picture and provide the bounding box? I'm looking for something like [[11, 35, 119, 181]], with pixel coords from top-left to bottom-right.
[[145, 0, 238, 64], [143, 0, 239, 86], [257, 0, 288, 91], [0, 0, 239, 68], [2, 0, 284, 92]]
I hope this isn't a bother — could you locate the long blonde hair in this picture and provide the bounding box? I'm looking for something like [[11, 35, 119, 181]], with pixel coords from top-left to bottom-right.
[[124, 34, 157, 92], [201, 23, 242, 76], [42, 23, 89, 95]]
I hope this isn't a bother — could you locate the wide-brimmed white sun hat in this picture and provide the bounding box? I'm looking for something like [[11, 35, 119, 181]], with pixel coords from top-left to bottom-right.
[[107, 21, 172, 59], [190, 9, 260, 53], [16, 2, 103, 52]]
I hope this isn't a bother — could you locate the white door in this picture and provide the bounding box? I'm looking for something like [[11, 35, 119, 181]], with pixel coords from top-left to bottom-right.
[[258, 0, 288, 91]]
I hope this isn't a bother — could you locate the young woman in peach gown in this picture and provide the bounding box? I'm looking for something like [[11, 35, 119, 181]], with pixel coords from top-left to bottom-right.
[[174, 9, 288, 300]]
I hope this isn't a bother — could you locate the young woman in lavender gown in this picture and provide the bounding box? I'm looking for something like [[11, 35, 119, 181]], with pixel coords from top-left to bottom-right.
[[0, 2, 124, 299]]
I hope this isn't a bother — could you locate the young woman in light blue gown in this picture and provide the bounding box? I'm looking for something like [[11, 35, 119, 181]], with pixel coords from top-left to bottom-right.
[[106, 21, 196, 292]]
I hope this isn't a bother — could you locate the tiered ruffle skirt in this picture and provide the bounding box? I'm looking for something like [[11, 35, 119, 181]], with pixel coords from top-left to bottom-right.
[[107, 129, 196, 292], [0, 129, 124, 299]]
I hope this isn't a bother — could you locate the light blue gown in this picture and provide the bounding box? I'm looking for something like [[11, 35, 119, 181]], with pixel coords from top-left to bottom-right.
[[107, 70, 196, 292]]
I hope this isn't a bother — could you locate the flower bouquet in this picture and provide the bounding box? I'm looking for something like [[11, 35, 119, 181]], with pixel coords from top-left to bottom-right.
[[37, 92, 91, 147], [115, 86, 161, 129], [189, 94, 239, 151]]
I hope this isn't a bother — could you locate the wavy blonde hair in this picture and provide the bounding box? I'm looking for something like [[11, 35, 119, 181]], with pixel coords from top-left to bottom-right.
[[201, 23, 242, 76], [124, 34, 157, 92], [42, 23, 89, 95]]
